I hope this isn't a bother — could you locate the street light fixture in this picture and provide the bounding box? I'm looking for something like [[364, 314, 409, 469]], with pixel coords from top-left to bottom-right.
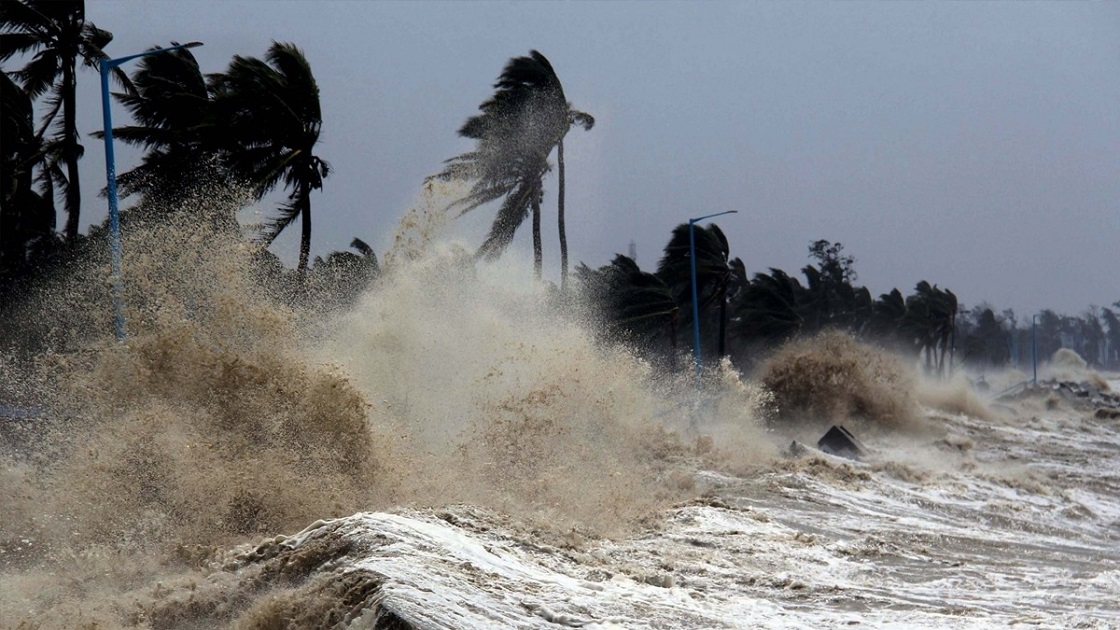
[[688, 210, 738, 377], [100, 41, 203, 340]]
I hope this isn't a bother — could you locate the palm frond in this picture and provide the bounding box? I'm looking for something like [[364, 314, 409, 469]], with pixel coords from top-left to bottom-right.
[[476, 180, 537, 260], [258, 198, 302, 245], [12, 48, 59, 99], [570, 109, 595, 130]]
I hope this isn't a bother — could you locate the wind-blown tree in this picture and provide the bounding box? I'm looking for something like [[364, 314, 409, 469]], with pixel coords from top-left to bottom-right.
[[307, 237, 381, 310], [209, 41, 328, 276], [959, 306, 1009, 371], [656, 222, 739, 362], [869, 288, 910, 349], [1, 70, 56, 285], [733, 268, 806, 347], [1076, 309, 1105, 367], [576, 254, 680, 366], [1101, 307, 1120, 369], [799, 240, 870, 334], [95, 44, 216, 206], [905, 281, 957, 377], [0, 0, 128, 242], [431, 50, 591, 281], [556, 108, 594, 289]]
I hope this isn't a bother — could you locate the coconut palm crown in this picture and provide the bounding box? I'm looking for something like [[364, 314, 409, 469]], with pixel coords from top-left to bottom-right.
[[209, 41, 329, 275], [431, 50, 592, 279]]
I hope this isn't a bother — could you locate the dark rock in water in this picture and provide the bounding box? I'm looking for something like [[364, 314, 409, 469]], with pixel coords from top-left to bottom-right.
[[787, 440, 808, 458], [817, 425, 865, 461]]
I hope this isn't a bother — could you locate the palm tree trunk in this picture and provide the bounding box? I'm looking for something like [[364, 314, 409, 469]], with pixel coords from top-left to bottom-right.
[[948, 314, 956, 379], [557, 138, 568, 292], [532, 194, 542, 280], [62, 58, 81, 243], [297, 181, 312, 277], [718, 284, 728, 358], [937, 334, 946, 378]]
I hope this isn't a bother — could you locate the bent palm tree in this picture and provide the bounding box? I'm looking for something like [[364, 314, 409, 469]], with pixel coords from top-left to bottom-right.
[[432, 50, 590, 280], [733, 268, 805, 346], [576, 254, 680, 367], [96, 43, 214, 204], [210, 41, 328, 276], [656, 222, 737, 361], [556, 109, 594, 290], [0, 0, 127, 242], [905, 281, 957, 377]]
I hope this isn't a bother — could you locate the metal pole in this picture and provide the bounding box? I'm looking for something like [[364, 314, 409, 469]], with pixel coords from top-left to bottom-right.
[[687, 210, 738, 377], [100, 42, 202, 341], [689, 220, 700, 377], [1032, 314, 1038, 386], [100, 59, 125, 340]]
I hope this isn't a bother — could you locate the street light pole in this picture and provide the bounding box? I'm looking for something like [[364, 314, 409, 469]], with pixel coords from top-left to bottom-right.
[[688, 210, 738, 377], [1032, 313, 1038, 386], [100, 41, 202, 340]]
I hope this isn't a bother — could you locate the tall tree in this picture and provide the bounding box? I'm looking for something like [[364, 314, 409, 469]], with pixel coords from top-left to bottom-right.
[[556, 108, 594, 290], [905, 281, 957, 377], [1101, 308, 1120, 369], [577, 254, 680, 365], [432, 50, 589, 280], [656, 222, 738, 361], [210, 41, 329, 276], [0, 0, 127, 242], [1, 70, 55, 284], [801, 240, 865, 332], [959, 306, 1009, 370], [733, 268, 805, 346], [96, 44, 215, 205]]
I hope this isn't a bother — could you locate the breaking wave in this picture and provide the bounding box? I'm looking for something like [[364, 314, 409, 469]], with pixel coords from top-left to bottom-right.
[[756, 331, 925, 432], [0, 184, 775, 627]]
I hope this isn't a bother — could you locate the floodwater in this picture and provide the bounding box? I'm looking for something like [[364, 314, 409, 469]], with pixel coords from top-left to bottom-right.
[[133, 384, 1116, 629]]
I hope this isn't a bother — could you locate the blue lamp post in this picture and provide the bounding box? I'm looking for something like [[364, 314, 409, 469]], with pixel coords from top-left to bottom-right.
[[100, 41, 203, 340], [688, 210, 738, 377], [1031, 313, 1038, 386]]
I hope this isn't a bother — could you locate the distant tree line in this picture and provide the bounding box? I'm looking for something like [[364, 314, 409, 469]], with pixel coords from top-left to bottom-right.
[[577, 232, 1120, 375], [2, 1, 1116, 375]]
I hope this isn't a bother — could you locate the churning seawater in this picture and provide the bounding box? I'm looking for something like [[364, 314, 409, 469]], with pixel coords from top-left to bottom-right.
[[1, 189, 1117, 628]]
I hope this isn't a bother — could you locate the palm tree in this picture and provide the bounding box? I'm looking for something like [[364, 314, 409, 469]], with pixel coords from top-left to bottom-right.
[[1101, 307, 1120, 369], [307, 237, 381, 309], [432, 50, 590, 280], [656, 222, 738, 361], [870, 288, 908, 349], [576, 254, 680, 367], [0, 0, 128, 242], [733, 268, 805, 346], [209, 41, 328, 276], [556, 108, 594, 290], [96, 43, 215, 205], [905, 281, 957, 377], [1, 70, 55, 283]]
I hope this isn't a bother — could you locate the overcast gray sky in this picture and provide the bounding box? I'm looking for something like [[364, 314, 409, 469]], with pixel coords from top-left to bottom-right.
[[65, 1, 1118, 317]]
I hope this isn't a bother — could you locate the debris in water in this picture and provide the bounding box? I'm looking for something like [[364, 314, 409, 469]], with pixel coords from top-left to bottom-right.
[[816, 425, 865, 461]]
